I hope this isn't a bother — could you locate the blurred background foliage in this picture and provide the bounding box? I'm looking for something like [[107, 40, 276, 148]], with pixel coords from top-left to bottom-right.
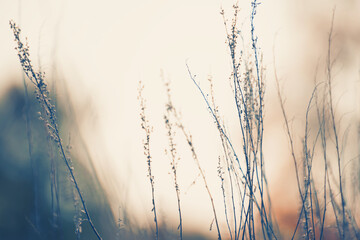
[[0, 79, 207, 239], [0, 83, 119, 239]]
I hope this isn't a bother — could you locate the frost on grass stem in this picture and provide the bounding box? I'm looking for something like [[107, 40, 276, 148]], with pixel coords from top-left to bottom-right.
[[9, 20, 103, 240]]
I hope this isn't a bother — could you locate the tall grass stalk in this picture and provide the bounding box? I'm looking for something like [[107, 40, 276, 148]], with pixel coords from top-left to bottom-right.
[[163, 79, 183, 240], [217, 158, 233, 240], [10, 20, 103, 240], [326, 9, 347, 239], [274, 8, 360, 239], [138, 82, 159, 240], [224, 3, 274, 238], [163, 79, 222, 240], [186, 3, 277, 239], [208, 75, 235, 240]]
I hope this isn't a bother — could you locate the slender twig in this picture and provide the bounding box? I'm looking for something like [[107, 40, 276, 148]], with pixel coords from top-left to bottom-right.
[[171, 103, 222, 240], [326, 9, 347, 239], [138, 82, 159, 240], [10, 21, 102, 240], [274, 46, 321, 239], [209, 77, 236, 240], [163, 80, 183, 240], [186, 63, 277, 239], [218, 158, 233, 240], [274, 54, 305, 207]]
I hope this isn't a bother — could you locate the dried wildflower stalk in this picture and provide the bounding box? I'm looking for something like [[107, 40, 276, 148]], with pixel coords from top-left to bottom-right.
[[9, 20, 102, 240], [138, 82, 159, 240], [163, 80, 183, 240], [161, 78, 222, 239], [274, 8, 360, 239], [186, 3, 277, 239]]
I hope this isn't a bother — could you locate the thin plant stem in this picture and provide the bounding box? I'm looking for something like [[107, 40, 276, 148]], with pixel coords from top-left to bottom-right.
[[10, 21, 102, 240], [138, 82, 159, 240], [186, 63, 277, 239], [326, 9, 347, 239], [164, 80, 183, 240]]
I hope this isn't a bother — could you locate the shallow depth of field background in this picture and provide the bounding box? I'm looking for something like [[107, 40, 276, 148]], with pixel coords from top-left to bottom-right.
[[0, 0, 359, 239]]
